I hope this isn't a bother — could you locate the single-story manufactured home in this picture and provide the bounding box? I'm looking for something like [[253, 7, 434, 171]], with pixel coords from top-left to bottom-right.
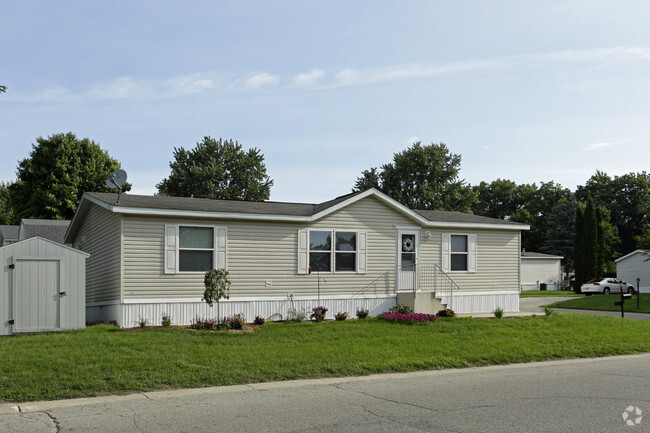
[[64, 188, 529, 326], [520, 251, 563, 291], [615, 249, 650, 294]]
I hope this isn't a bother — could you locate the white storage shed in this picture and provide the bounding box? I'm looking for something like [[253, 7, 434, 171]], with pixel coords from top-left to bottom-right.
[[616, 250, 650, 294], [1, 236, 89, 336]]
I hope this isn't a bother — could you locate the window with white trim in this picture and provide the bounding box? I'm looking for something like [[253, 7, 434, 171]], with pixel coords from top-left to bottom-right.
[[308, 230, 358, 272], [442, 233, 477, 273], [179, 226, 214, 272], [450, 235, 468, 271], [165, 224, 227, 274]]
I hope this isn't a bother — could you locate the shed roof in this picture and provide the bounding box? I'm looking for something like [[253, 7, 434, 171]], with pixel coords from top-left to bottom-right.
[[520, 251, 563, 259], [615, 249, 650, 263], [0, 225, 19, 243]]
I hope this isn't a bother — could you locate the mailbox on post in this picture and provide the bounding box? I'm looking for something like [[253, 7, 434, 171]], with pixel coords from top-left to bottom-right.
[[615, 293, 633, 318]]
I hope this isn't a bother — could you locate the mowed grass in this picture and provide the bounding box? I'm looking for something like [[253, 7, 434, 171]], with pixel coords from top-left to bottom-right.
[[520, 290, 582, 298], [1, 315, 649, 403], [547, 293, 650, 313]]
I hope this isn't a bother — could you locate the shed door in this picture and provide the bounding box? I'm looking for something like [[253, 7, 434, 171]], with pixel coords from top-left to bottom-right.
[[12, 259, 61, 333]]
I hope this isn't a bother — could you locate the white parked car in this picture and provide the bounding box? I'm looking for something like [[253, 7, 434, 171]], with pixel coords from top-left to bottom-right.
[[580, 278, 636, 295]]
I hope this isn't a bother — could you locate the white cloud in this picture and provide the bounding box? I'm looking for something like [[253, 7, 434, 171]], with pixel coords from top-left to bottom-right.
[[89, 77, 154, 100], [586, 141, 622, 151], [483, 145, 492, 150], [163, 74, 215, 96], [407, 136, 420, 145], [244, 72, 279, 88], [293, 69, 326, 86]]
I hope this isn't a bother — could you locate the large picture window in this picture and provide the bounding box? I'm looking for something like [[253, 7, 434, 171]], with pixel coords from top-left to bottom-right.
[[179, 226, 214, 272], [309, 230, 357, 272]]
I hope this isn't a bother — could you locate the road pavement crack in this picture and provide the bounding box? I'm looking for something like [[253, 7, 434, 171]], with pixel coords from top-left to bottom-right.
[[332, 383, 437, 413], [43, 411, 61, 433]]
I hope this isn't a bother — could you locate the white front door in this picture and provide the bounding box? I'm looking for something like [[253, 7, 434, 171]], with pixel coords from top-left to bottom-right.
[[397, 230, 419, 291]]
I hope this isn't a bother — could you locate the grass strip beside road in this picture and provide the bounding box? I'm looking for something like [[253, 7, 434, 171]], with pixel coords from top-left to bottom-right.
[[547, 293, 650, 313], [520, 290, 582, 298], [1, 315, 649, 403]]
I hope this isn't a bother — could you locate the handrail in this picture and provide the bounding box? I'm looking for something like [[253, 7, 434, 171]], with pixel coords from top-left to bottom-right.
[[396, 264, 458, 310]]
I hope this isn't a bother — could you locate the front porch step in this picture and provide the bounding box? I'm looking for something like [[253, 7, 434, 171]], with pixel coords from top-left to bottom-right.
[[396, 292, 447, 314]]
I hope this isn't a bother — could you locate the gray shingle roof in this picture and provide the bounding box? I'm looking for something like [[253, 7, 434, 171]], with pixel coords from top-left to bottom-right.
[[521, 251, 563, 259], [20, 219, 71, 244], [84, 191, 525, 227], [414, 209, 528, 227], [0, 225, 19, 240]]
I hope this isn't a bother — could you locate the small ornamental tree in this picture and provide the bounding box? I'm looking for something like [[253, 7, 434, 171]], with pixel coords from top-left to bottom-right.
[[203, 269, 231, 323]]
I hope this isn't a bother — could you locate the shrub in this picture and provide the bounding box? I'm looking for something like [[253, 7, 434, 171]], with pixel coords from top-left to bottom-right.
[[543, 306, 555, 317], [437, 308, 456, 317], [389, 304, 413, 314], [254, 316, 266, 325], [378, 312, 437, 324], [137, 316, 148, 328], [356, 308, 369, 319], [191, 317, 217, 330], [334, 311, 349, 321], [227, 314, 246, 330], [493, 307, 504, 319], [161, 314, 172, 327], [287, 309, 308, 323], [310, 306, 328, 322]]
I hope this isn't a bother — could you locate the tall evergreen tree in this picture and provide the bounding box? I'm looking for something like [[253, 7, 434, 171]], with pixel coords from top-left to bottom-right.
[[573, 197, 599, 291], [542, 193, 577, 275]]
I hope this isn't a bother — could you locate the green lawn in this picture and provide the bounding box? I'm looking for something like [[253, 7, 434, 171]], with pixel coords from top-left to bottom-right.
[[1, 316, 649, 403], [520, 290, 582, 298], [547, 293, 650, 313]]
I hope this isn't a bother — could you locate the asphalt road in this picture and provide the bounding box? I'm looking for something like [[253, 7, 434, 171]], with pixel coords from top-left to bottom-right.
[[1, 353, 649, 433]]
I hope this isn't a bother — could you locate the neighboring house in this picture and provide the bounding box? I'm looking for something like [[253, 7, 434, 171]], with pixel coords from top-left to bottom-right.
[[19, 219, 71, 244], [65, 188, 529, 327], [0, 225, 19, 246], [520, 251, 563, 291], [615, 250, 650, 294]]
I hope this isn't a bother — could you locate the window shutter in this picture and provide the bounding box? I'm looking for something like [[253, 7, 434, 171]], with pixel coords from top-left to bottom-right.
[[216, 227, 227, 270], [468, 234, 477, 273], [357, 231, 367, 274], [441, 233, 450, 272], [297, 229, 308, 274], [164, 224, 177, 274]]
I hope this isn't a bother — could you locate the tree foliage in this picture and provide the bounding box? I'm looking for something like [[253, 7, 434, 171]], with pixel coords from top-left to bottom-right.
[[472, 180, 569, 252], [157, 137, 273, 201], [353, 142, 476, 212], [0, 85, 6, 94], [203, 268, 231, 322], [576, 171, 650, 255], [542, 193, 577, 274], [9, 132, 128, 220], [0, 181, 17, 225]]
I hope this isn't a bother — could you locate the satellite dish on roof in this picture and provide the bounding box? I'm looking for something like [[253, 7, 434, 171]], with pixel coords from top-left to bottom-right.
[[105, 169, 127, 203]]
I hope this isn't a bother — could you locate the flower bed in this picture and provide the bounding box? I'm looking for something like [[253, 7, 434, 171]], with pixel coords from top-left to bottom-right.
[[378, 312, 438, 324]]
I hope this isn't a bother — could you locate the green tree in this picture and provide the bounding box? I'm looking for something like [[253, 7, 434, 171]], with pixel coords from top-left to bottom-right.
[[0, 181, 18, 225], [203, 269, 231, 323], [0, 85, 6, 94], [10, 132, 128, 220], [353, 142, 477, 212], [471, 179, 518, 219], [576, 171, 650, 255], [573, 197, 599, 291], [542, 193, 577, 274], [157, 137, 273, 201]]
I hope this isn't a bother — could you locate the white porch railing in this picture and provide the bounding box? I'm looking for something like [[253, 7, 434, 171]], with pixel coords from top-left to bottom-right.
[[396, 264, 458, 310]]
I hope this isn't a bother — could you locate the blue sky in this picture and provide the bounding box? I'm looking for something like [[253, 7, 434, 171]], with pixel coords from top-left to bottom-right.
[[2, 1, 649, 203]]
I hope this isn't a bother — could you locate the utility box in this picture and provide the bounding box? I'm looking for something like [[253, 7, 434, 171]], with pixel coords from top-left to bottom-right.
[[1, 237, 90, 336]]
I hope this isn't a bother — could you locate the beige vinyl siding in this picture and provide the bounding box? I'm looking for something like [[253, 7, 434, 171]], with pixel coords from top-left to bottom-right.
[[122, 196, 414, 300], [72, 205, 122, 302], [420, 229, 520, 292]]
